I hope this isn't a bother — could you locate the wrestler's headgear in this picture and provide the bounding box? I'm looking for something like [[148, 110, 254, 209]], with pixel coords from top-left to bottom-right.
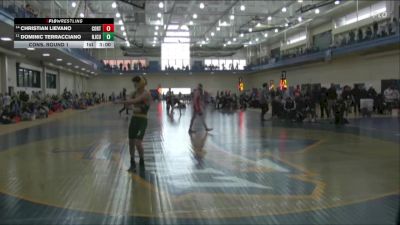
[[132, 75, 147, 89]]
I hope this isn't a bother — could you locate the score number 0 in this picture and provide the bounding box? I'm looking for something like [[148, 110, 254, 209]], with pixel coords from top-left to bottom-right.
[[102, 24, 114, 32]]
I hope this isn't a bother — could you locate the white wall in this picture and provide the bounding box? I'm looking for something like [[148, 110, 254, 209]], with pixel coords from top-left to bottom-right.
[[88, 48, 399, 96], [88, 73, 248, 96], [0, 53, 88, 95], [45, 68, 58, 95], [248, 49, 400, 93], [59, 70, 75, 93], [7, 55, 43, 94]]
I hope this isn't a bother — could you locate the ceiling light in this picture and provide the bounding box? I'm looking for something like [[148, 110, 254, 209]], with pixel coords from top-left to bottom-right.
[[223, 43, 227, 47], [27, 48, 35, 51], [79, 12, 84, 18], [56, 58, 63, 62], [268, 16, 272, 21], [298, 16, 302, 22], [335, 0, 340, 5], [298, 0, 303, 2], [211, 32, 215, 36], [275, 28, 278, 33], [67, 62, 72, 66], [216, 27, 220, 31], [112, 2, 117, 8], [42, 53, 50, 57], [157, 12, 162, 18], [152, 44, 155, 47], [230, 15, 234, 20], [193, 14, 198, 19], [255, 38, 259, 42], [199, 2, 205, 9], [116, 12, 121, 18], [154, 31, 158, 35], [71, 2, 76, 7], [199, 44, 202, 47], [154, 37, 157, 40], [256, 22, 261, 27], [81, 68, 85, 71], [233, 38, 237, 41], [189, 21, 193, 25], [201, 40, 205, 44], [74, 65, 79, 68], [206, 37, 209, 41], [121, 26, 125, 31], [118, 20, 123, 25], [282, 7, 287, 13], [249, 41, 252, 45], [0, 37, 12, 41], [123, 32, 127, 36], [159, 2, 164, 8], [264, 33, 268, 38], [155, 26, 159, 30], [240, 33, 244, 37], [248, 28, 252, 32], [285, 23, 289, 27], [244, 44, 248, 47], [240, 5, 245, 11], [315, 8, 320, 14], [227, 41, 231, 45], [126, 41, 130, 47]]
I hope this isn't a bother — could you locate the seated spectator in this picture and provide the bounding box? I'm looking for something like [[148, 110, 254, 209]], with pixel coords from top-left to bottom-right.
[[295, 96, 306, 122], [384, 85, 400, 111], [389, 18, 398, 35], [304, 95, 317, 122], [333, 98, 348, 124], [25, 4, 37, 17], [0, 106, 14, 124], [283, 97, 297, 121]]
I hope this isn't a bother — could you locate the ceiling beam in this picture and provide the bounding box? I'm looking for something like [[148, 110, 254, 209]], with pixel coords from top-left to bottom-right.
[[160, 0, 178, 44], [118, 0, 145, 10], [201, 0, 239, 41]]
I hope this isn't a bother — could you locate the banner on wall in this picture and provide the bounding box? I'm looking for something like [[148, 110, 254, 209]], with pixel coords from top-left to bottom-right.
[[238, 77, 244, 92], [280, 71, 288, 90]]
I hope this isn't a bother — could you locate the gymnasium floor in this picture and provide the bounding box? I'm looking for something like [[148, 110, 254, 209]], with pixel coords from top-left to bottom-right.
[[0, 103, 399, 225]]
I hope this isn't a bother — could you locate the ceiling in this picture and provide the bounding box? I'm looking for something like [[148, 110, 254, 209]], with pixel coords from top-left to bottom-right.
[[19, 0, 365, 48], [1, 0, 379, 59]]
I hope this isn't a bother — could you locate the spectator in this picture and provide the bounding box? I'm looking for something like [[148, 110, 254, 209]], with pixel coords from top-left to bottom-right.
[[260, 83, 270, 121], [384, 85, 400, 111], [327, 84, 337, 118], [284, 97, 297, 121], [351, 86, 362, 115]]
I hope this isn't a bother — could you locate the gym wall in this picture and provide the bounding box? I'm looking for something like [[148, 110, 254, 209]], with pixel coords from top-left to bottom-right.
[[248, 49, 400, 92], [87, 73, 248, 96]]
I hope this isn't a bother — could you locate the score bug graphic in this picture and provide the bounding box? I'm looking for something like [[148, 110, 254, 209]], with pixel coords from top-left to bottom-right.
[[13, 18, 115, 48]]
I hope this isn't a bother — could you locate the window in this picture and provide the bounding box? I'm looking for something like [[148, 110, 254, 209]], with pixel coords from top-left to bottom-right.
[[286, 32, 307, 45], [204, 58, 247, 70], [335, 1, 387, 28], [16, 65, 41, 88], [46, 73, 57, 89], [102, 59, 147, 70], [161, 88, 191, 95], [161, 43, 190, 70]]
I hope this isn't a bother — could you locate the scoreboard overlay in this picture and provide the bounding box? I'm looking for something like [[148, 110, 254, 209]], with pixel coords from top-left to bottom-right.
[[14, 18, 114, 49]]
